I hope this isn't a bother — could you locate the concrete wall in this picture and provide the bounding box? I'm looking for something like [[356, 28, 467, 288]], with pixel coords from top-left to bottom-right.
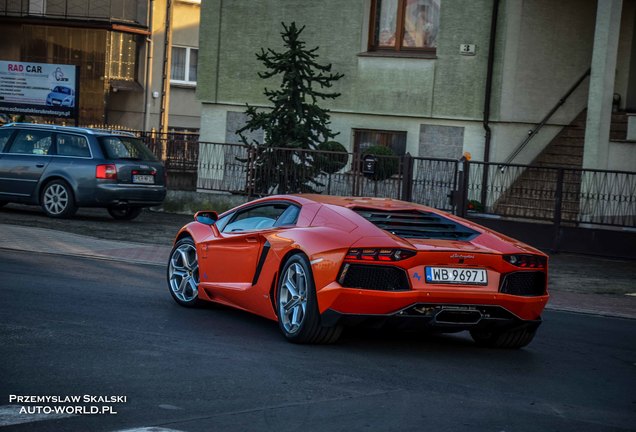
[[197, 0, 630, 172], [198, 0, 492, 119], [490, 0, 597, 164], [168, 0, 202, 129], [615, 0, 636, 111], [197, 0, 495, 159]]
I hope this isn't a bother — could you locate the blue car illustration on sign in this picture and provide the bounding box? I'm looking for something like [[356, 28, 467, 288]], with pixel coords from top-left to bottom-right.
[[46, 86, 75, 107]]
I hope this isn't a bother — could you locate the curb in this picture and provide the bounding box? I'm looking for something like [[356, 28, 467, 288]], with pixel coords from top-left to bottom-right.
[[0, 247, 166, 268]]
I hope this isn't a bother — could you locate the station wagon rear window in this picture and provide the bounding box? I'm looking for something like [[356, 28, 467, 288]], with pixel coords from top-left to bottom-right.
[[98, 136, 158, 161]]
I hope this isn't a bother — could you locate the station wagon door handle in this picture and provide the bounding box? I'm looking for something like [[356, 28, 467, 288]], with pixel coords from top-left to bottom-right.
[[36, 163, 45, 168], [246, 237, 258, 243]]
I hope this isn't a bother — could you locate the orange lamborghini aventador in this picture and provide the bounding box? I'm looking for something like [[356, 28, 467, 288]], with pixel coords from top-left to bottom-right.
[[167, 195, 549, 348]]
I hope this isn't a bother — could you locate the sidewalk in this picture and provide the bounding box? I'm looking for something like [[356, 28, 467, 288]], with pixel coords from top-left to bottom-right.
[[1, 223, 634, 319]]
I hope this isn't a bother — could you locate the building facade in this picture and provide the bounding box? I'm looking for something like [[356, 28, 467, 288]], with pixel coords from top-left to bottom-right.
[[196, 0, 635, 172], [0, 0, 201, 132]]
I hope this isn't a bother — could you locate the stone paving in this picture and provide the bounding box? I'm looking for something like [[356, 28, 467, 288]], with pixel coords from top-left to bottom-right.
[[1, 222, 634, 319]]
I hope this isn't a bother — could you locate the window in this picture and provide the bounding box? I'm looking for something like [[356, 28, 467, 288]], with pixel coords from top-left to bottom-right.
[[171, 46, 198, 85], [369, 0, 440, 54], [0, 130, 14, 152], [353, 129, 407, 156], [56, 134, 91, 158], [7, 130, 53, 155], [98, 136, 158, 161], [108, 32, 137, 81], [222, 203, 299, 233]]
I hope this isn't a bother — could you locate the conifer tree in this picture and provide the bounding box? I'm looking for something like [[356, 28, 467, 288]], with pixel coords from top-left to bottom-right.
[[237, 22, 344, 194]]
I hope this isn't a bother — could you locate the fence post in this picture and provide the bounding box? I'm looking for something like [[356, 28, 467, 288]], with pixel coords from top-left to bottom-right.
[[455, 157, 470, 217], [480, 159, 489, 210], [401, 153, 414, 202], [246, 146, 256, 199], [352, 152, 359, 196], [160, 134, 168, 163], [552, 168, 565, 253]]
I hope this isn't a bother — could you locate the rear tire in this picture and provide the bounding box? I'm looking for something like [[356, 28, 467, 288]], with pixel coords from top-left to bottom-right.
[[470, 325, 537, 349], [108, 205, 143, 220], [41, 180, 77, 218], [276, 254, 342, 344]]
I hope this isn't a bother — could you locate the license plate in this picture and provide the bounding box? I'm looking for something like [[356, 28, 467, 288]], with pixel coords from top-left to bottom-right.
[[425, 267, 488, 285], [132, 174, 155, 184]]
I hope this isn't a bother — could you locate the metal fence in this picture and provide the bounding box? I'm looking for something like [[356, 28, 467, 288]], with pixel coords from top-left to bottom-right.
[[463, 161, 635, 228], [143, 137, 635, 229]]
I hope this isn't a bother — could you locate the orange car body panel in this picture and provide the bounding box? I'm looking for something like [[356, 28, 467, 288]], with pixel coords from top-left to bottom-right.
[[173, 195, 549, 323]]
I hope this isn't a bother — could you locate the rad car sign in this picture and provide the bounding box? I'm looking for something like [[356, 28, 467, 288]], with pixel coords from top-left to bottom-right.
[[0, 60, 79, 120]]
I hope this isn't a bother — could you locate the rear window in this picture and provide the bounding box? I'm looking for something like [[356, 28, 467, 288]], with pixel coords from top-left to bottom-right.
[[98, 136, 158, 161]]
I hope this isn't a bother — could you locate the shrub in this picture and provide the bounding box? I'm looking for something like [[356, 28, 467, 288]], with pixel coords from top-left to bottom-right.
[[317, 141, 348, 174]]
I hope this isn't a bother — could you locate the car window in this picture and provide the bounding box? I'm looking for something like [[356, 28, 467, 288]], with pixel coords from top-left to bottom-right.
[[0, 129, 13, 152], [223, 203, 292, 233], [98, 136, 158, 161], [56, 134, 91, 158], [215, 212, 233, 232], [7, 130, 53, 155], [274, 204, 300, 226]]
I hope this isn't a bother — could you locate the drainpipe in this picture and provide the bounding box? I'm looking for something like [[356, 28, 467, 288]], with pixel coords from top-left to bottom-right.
[[143, 0, 155, 132], [481, 0, 499, 207]]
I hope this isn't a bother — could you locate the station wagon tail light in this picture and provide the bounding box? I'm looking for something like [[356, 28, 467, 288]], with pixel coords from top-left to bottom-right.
[[96, 164, 117, 180], [503, 254, 546, 269], [345, 248, 416, 262]]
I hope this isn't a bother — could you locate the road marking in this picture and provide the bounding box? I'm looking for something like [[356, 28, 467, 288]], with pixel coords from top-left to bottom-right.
[[158, 404, 184, 410], [625, 293, 636, 297], [114, 428, 188, 432], [0, 405, 75, 427]]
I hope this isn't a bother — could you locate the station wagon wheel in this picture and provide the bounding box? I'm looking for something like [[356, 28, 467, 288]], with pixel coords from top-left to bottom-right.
[[277, 254, 342, 344], [108, 205, 143, 221], [167, 237, 202, 307], [41, 180, 77, 218]]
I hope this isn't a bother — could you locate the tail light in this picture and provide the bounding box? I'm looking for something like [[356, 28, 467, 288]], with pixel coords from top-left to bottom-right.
[[345, 248, 416, 262], [96, 164, 117, 180], [503, 254, 547, 269]]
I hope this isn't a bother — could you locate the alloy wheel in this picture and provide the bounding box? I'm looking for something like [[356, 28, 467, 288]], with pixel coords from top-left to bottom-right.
[[279, 262, 308, 334], [168, 243, 199, 302], [43, 183, 69, 215]]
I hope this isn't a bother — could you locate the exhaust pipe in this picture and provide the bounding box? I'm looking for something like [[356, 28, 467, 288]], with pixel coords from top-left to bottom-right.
[[435, 309, 483, 325]]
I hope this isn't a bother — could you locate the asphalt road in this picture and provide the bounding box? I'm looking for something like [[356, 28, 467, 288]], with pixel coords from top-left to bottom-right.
[[1, 250, 635, 432]]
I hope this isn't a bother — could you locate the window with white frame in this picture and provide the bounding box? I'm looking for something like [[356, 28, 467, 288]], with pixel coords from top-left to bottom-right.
[[171, 46, 198, 85]]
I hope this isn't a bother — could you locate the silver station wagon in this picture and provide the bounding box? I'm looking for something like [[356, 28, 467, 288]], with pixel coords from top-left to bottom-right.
[[0, 123, 166, 219]]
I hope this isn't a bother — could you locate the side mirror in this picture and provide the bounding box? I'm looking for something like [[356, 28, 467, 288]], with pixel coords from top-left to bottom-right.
[[194, 210, 218, 225]]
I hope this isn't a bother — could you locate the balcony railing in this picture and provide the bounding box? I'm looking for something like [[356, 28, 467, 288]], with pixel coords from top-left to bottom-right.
[[0, 0, 148, 27]]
